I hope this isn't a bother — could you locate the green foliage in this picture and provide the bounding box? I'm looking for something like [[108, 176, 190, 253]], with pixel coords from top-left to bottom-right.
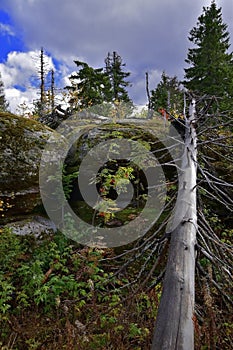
[[150, 71, 184, 114], [220, 228, 232, 245], [66, 60, 112, 109], [105, 51, 132, 103], [66, 52, 132, 111], [46, 163, 79, 211], [0, 276, 15, 316], [62, 166, 79, 200], [93, 164, 135, 223], [184, 1, 233, 110], [0, 228, 160, 349]]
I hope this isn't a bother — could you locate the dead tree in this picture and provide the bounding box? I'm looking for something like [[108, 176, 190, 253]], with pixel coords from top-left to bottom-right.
[[40, 47, 45, 108], [145, 72, 153, 119], [32, 47, 52, 117], [62, 97, 232, 348], [152, 99, 197, 349], [98, 95, 232, 349], [50, 69, 55, 111]]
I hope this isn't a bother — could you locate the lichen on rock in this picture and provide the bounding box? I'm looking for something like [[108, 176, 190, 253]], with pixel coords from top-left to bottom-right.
[[0, 112, 54, 224]]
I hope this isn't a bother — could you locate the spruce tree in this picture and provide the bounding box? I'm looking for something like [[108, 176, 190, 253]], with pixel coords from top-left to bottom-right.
[[105, 51, 131, 103], [183, 1, 233, 109], [66, 61, 111, 109], [150, 71, 183, 114], [66, 53, 132, 111]]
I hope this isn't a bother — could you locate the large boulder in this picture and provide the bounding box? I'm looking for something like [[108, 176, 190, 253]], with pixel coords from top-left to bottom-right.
[[0, 112, 53, 224]]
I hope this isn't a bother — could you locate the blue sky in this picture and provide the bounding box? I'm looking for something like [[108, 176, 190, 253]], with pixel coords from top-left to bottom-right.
[[0, 0, 232, 113], [0, 10, 25, 60]]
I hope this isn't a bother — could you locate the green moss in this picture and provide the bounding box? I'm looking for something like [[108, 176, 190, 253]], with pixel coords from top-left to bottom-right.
[[0, 112, 51, 151], [0, 113, 53, 191], [0, 113, 55, 222]]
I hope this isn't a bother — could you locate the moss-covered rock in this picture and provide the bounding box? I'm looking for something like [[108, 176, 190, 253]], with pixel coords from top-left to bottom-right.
[[0, 112, 54, 224]]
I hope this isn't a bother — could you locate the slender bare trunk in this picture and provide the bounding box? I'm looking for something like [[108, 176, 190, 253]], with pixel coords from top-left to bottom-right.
[[51, 69, 55, 111], [40, 48, 45, 107]]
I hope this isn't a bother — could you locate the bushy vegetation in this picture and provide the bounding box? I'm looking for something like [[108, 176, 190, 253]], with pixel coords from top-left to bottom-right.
[[0, 218, 232, 349], [0, 228, 161, 349]]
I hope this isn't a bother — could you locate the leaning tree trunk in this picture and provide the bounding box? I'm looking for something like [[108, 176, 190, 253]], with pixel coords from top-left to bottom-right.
[[152, 99, 197, 350]]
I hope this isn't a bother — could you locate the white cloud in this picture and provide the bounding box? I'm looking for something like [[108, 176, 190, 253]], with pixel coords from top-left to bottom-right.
[[5, 88, 37, 114], [0, 50, 54, 87], [0, 50, 55, 112], [2, 0, 232, 72], [0, 22, 15, 36], [1, 51, 36, 87], [0, 0, 232, 109], [3, 1, 232, 98]]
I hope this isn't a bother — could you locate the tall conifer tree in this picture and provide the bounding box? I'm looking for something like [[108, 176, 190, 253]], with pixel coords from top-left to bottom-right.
[[67, 61, 111, 109], [66, 52, 132, 111], [105, 51, 131, 103], [184, 1, 233, 109], [150, 71, 183, 113]]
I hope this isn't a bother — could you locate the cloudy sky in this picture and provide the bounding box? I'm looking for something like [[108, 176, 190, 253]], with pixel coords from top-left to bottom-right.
[[0, 0, 232, 112]]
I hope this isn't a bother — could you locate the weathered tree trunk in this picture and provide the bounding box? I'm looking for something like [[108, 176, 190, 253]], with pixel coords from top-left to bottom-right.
[[51, 69, 55, 111], [40, 47, 45, 107], [152, 99, 197, 350], [145, 72, 154, 119]]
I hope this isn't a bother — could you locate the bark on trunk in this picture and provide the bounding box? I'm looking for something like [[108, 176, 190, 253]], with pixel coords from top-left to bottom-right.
[[152, 99, 197, 350]]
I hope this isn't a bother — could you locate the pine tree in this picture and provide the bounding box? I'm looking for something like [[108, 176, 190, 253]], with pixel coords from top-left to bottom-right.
[[66, 53, 132, 111], [0, 72, 9, 112], [150, 71, 184, 114], [66, 61, 111, 110], [105, 51, 131, 103], [183, 1, 233, 109]]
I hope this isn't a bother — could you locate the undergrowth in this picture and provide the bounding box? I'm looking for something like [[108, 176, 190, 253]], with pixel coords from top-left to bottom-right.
[[0, 227, 232, 349], [0, 228, 159, 349]]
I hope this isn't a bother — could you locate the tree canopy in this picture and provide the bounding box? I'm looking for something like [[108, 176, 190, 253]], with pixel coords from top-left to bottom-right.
[[183, 1, 233, 110], [66, 61, 111, 109], [150, 71, 184, 115], [66, 52, 131, 111], [105, 51, 131, 103]]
